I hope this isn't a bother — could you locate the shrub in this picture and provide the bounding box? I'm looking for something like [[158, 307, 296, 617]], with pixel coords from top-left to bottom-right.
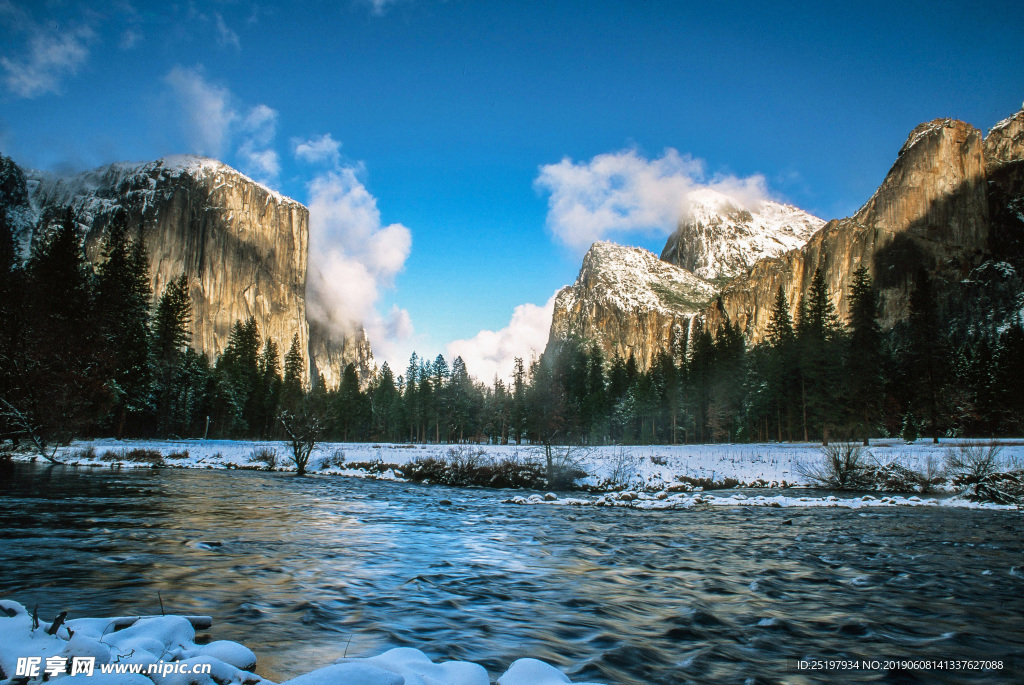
[[797, 442, 870, 489], [599, 448, 643, 489], [101, 448, 164, 466], [68, 446, 97, 461], [945, 443, 1008, 481], [247, 447, 278, 471], [165, 450, 190, 460]]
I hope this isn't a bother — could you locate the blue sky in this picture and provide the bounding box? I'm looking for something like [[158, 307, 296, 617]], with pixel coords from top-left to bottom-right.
[[2, 0, 1022, 379]]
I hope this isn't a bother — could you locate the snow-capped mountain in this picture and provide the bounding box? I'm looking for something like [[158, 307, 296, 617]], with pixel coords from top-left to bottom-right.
[[547, 105, 1024, 366], [547, 241, 716, 368], [660, 189, 825, 281]]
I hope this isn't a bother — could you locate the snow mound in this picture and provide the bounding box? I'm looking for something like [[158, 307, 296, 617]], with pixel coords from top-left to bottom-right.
[[0, 601, 602, 685]]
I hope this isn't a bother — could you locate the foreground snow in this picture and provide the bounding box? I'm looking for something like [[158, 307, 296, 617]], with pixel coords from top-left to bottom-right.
[[28, 437, 1024, 492], [0, 600, 600, 685]]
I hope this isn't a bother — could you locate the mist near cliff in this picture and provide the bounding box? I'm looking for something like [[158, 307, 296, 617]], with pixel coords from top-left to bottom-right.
[[303, 161, 414, 367]]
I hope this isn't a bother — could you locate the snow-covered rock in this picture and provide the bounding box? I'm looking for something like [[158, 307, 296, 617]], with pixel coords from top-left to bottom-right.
[[0, 601, 602, 685], [661, 189, 824, 280]]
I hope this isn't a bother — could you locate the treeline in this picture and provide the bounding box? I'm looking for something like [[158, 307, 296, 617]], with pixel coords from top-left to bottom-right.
[[3, 208, 1023, 451], [0, 209, 312, 449]]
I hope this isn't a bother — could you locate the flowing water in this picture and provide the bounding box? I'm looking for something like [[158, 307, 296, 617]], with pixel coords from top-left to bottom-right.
[[1, 463, 1022, 684]]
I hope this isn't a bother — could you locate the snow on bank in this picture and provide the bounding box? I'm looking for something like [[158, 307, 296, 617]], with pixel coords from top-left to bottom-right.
[[502, 491, 1021, 512], [25, 437, 1024, 491], [0, 600, 600, 685]]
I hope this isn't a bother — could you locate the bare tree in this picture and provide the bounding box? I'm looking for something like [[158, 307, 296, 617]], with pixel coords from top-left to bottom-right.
[[278, 402, 326, 476], [0, 397, 62, 463]]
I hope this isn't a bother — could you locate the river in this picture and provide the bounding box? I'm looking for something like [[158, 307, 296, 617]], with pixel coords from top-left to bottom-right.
[[1, 463, 1022, 684]]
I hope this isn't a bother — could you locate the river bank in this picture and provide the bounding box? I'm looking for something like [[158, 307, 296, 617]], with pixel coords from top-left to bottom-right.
[[8, 437, 1024, 497]]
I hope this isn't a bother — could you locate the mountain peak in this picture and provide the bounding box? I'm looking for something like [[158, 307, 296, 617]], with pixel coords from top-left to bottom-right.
[[546, 241, 716, 368], [661, 196, 824, 280]]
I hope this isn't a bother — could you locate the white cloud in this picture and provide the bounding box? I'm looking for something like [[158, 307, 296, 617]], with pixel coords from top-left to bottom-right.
[[1, 25, 94, 98], [366, 0, 400, 15], [535, 148, 769, 251], [447, 294, 557, 384], [163, 67, 280, 183], [213, 13, 240, 50], [237, 103, 280, 182], [364, 304, 420, 373], [304, 166, 413, 362], [164, 66, 236, 157], [295, 133, 415, 370], [119, 28, 141, 50], [294, 134, 342, 167]]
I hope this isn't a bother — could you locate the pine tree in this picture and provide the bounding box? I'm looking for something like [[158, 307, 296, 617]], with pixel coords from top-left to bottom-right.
[[404, 352, 420, 441], [449, 356, 474, 442], [846, 267, 882, 445], [258, 337, 282, 437], [216, 317, 262, 435], [152, 274, 193, 436], [797, 266, 846, 443], [17, 210, 106, 451], [336, 362, 364, 441], [153, 274, 191, 361], [281, 333, 305, 411], [765, 286, 797, 441], [0, 206, 26, 444], [908, 268, 945, 443], [995, 322, 1024, 434], [95, 214, 152, 436]]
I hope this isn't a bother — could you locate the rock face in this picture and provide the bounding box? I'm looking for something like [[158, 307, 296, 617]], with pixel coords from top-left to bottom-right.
[[660, 189, 824, 280], [0, 154, 374, 385], [703, 114, 1010, 341], [547, 241, 716, 368], [984, 107, 1024, 167], [308, 320, 375, 388]]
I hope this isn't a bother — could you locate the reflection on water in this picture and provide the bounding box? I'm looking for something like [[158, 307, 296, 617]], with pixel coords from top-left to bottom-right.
[[1, 463, 1023, 684]]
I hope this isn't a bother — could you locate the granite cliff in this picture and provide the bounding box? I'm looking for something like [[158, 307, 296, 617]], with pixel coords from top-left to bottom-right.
[[0, 154, 374, 385], [703, 109, 1023, 341], [547, 241, 716, 368]]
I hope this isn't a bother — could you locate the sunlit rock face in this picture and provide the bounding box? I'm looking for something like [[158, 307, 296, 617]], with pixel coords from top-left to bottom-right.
[[547, 241, 716, 368], [702, 114, 1013, 342], [1, 154, 375, 384]]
